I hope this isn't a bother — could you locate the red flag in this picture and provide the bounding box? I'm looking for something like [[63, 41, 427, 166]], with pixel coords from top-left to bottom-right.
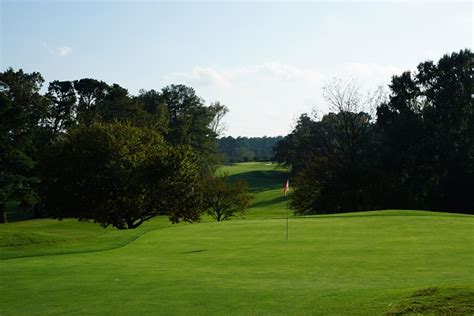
[[283, 179, 289, 196]]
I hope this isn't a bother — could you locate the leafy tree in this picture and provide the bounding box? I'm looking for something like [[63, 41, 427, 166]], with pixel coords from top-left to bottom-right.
[[45, 80, 77, 137], [376, 49, 473, 212], [218, 136, 283, 163], [280, 49, 473, 215], [275, 80, 383, 214], [203, 174, 252, 222], [97, 84, 149, 125], [141, 84, 223, 173], [273, 114, 319, 174], [73, 78, 108, 126], [0, 68, 49, 223], [135, 89, 170, 134], [289, 111, 382, 214], [43, 122, 205, 229]]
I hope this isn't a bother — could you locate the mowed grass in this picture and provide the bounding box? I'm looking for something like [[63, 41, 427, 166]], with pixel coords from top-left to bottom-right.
[[1, 162, 473, 315], [218, 162, 290, 219]]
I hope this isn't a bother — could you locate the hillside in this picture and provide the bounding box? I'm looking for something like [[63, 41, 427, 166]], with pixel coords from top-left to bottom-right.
[[0, 162, 473, 315]]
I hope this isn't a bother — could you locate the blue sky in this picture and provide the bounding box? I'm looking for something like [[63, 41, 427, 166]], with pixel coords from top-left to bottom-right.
[[1, 1, 472, 136]]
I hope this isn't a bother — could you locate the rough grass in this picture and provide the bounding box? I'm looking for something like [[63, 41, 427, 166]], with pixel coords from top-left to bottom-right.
[[0, 162, 473, 315], [387, 287, 474, 315]]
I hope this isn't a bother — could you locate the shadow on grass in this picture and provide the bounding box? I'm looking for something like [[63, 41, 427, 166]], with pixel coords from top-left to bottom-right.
[[228, 170, 288, 193], [180, 249, 208, 254], [251, 195, 288, 208], [297, 210, 474, 220]]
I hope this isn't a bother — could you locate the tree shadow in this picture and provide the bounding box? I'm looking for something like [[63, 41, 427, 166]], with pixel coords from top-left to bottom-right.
[[251, 195, 288, 208], [180, 249, 208, 254], [228, 170, 288, 193]]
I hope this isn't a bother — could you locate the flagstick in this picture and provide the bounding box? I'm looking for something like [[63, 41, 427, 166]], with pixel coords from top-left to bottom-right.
[[286, 194, 289, 241], [283, 179, 289, 241]]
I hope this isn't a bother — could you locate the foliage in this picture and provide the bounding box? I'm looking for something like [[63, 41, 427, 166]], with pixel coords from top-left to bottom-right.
[[218, 136, 283, 162], [42, 122, 205, 229], [275, 49, 473, 215], [376, 49, 473, 212], [137, 85, 223, 173], [204, 174, 252, 221], [45, 80, 77, 136], [1, 68, 228, 223], [0, 68, 49, 222], [276, 81, 384, 214]]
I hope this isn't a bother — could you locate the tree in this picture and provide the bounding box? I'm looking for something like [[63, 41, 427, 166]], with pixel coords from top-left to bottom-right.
[[73, 78, 108, 126], [135, 89, 170, 134], [43, 122, 205, 229], [142, 84, 224, 174], [97, 84, 148, 125], [290, 111, 382, 214], [0, 68, 49, 223], [218, 136, 283, 163], [276, 79, 385, 214], [209, 101, 229, 136], [281, 49, 473, 215], [273, 114, 319, 174], [376, 49, 473, 212], [203, 174, 252, 222], [46, 80, 77, 136]]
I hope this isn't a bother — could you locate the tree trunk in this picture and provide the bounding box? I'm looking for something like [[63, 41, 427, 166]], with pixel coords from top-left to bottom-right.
[[126, 219, 141, 229], [0, 203, 7, 224]]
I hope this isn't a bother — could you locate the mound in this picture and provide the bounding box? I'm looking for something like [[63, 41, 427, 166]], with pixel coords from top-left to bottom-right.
[[387, 287, 474, 315]]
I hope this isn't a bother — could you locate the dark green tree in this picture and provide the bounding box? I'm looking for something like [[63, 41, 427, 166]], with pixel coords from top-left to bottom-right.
[[280, 49, 473, 215], [141, 84, 223, 173], [135, 89, 170, 134], [73, 78, 108, 126], [376, 49, 473, 212], [273, 114, 319, 174], [218, 136, 283, 163], [46, 80, 77, 136], [203, 174, 252, 222], [97, 84, 148, 125], [43, 122, 205, 229], [0, 68, 49, 223], [276, 80, 385, 214]]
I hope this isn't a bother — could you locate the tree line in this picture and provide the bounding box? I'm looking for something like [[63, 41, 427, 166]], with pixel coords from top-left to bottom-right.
[[0, 71, 251, 227], [218, 136, 283, 162], [274, 49, 473, 215]]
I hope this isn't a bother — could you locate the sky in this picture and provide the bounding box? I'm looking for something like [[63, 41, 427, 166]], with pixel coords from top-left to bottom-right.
[[1, 1, 472, 137]]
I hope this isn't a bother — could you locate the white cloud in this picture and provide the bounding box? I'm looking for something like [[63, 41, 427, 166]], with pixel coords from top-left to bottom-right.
[[163, 61, 404, 136], [166, 66, 232, 88], [340, 62, 403, 85], [56, 46, 72, 57], [42, 42, 73, 57], [165, 62, 323, 88]]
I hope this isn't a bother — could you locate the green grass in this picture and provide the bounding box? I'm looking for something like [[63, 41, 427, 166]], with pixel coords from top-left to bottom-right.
[[218, 162, 290, 219], [387, 287, 474, 315], [0, 217, 176, 260], [1, 162, 473, 315]]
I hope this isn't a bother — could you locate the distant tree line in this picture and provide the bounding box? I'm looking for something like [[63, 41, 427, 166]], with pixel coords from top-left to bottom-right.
[[218, 136, 283, 162], [274, 49, 473, 215], [0, 70, 251, 227]]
